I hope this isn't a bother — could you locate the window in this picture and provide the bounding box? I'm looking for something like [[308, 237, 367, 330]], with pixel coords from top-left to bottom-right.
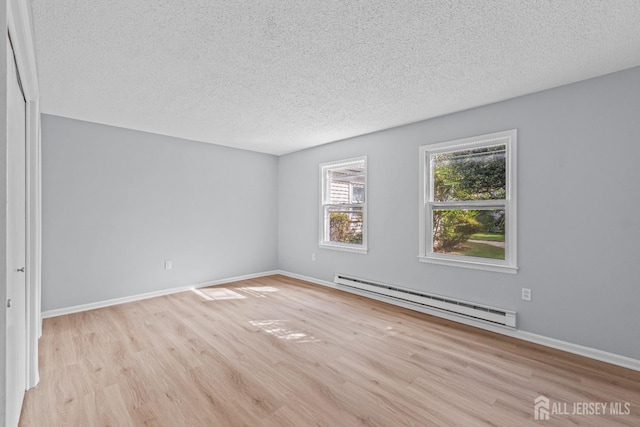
[[319, 156, 367, 253], [419, 130, 517, 273]]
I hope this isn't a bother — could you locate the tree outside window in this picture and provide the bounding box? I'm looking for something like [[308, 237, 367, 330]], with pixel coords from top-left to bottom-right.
[[419, 130, 517, 273]]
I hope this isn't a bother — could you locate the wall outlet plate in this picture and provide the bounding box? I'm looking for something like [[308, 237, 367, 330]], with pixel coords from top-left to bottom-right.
[[164, 261, 172, 270], [522, 288, 531, 301]]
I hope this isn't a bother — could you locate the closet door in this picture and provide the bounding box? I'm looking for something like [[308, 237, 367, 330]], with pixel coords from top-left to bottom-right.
[[6, 37, 28, 427]]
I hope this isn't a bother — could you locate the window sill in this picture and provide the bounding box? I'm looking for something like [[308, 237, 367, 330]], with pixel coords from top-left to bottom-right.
[[418, 255, 517, 274], [319, 242, 368, 254]]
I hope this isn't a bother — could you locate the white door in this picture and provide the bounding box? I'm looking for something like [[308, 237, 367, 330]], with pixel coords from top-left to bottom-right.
[[6, 38, 27, 427]]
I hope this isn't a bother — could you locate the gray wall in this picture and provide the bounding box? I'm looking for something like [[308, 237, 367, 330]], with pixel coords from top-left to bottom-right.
[[42, 115, 278, 311], [278, 66, 640, 359]]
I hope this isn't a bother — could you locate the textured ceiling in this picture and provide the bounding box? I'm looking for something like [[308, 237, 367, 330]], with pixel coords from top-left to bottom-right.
[[31, 1, 640, 155]]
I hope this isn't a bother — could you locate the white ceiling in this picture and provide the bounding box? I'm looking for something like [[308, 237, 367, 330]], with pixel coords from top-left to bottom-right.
[[31, 1, 640, 155]]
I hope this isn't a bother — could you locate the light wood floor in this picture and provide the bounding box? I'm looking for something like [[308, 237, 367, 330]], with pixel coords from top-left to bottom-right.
[[20, 275, 640, 426]]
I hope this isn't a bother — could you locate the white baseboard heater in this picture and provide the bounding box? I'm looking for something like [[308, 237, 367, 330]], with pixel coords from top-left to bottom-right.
[[334, 274, 516, 328]]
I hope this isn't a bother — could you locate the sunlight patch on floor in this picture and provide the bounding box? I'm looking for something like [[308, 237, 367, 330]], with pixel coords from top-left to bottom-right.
[[249, 320, 320, 343], [238, 286, 279, 297], [192, 288, 246, 301]]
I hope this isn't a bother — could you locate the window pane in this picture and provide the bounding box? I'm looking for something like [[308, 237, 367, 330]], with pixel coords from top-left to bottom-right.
[[351, 184, 365, 203], [433, 208, 505, 260], [432, 145, 506, 202], [328, 207, 363, 244], [328, 163, 365, 204]]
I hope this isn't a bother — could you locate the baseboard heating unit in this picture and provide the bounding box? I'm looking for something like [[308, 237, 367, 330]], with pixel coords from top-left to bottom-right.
[[334, 274, 517, 328]]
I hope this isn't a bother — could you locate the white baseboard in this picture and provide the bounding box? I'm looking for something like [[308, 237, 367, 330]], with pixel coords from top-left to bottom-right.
[[276, 270, 640, 372], [41, 270, 280, 318], [513, 331, 640, 372], [275, 270, 337, 288]]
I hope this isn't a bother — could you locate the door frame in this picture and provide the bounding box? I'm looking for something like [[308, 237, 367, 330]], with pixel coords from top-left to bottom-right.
[[7, 0, 41, 391]]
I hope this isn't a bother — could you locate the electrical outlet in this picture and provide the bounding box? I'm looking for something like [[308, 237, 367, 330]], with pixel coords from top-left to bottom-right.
[[522, 288, 531, 301], [164, 260, 172, 270], [311, 253, 316, 261]]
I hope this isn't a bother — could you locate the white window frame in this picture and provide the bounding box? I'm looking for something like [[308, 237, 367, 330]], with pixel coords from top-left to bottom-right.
[[418, 130, 517, 274], [319, 156, 368, 254]]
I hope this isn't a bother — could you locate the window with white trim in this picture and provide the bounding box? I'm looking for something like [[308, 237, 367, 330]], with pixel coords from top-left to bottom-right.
[[419, 130, 517, 273], [319, 156, 367, 253]]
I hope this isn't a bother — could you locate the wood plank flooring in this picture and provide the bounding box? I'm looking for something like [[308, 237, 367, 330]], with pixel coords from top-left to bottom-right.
[[20, 275, 640, 426]]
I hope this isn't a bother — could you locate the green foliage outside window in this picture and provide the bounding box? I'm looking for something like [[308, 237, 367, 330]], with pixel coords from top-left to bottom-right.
[[432, 146, 506, 258], [433, 210, 482, 252], [330, 212, 363, 244], [433, 146, 506, 202]]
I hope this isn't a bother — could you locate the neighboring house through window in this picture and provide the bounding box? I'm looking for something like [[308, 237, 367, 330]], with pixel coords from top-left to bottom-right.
[[319, 156, 368, 253], [419, 130, 517, 273]]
